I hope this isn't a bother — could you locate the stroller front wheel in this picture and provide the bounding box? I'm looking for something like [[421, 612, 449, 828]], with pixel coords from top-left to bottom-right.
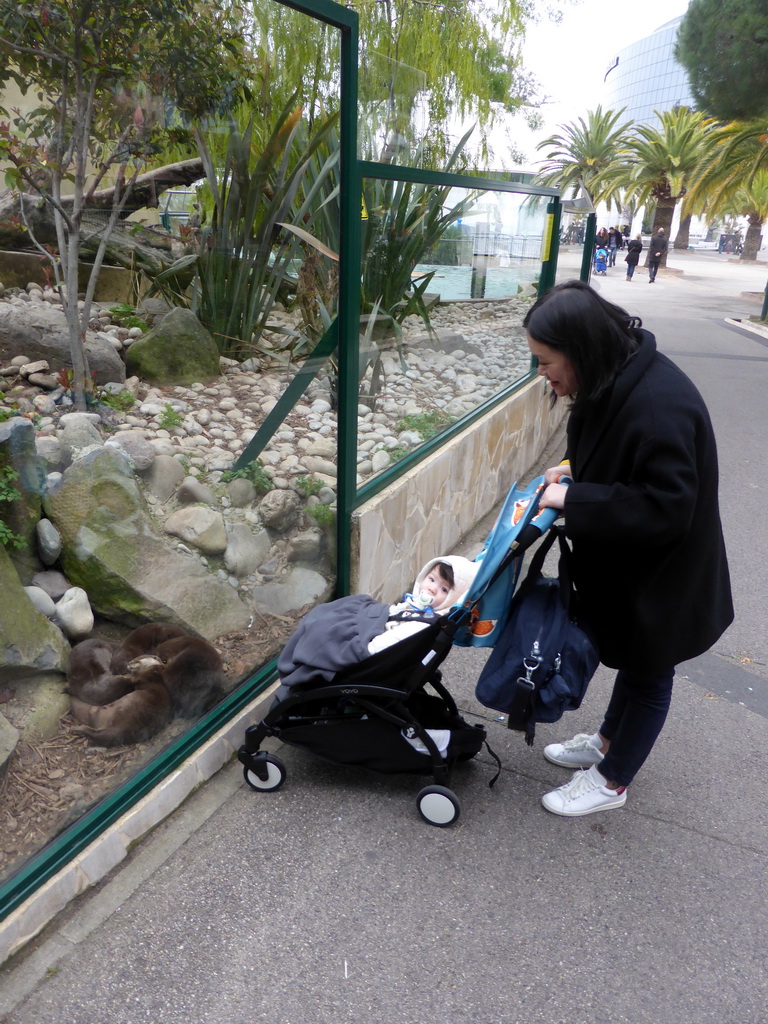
[[416, 785, 461, 827], [243, 753, 287, 792]]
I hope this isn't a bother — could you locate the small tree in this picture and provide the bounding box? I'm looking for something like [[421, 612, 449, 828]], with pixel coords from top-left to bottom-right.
[[0, 0, 250, 409], [675, 0, 768, 121]]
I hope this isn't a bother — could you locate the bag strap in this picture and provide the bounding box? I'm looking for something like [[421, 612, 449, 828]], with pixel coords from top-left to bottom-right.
[[519, 525, 579, 617]]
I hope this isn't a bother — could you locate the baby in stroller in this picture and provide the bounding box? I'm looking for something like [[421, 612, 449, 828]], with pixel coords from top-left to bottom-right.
[[275, 554, 478, 697], [593, 247, 608, 275]]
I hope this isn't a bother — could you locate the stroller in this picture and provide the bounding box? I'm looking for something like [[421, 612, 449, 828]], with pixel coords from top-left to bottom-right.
[[238, 478, 557, 827], [593, 247, 608, 275]]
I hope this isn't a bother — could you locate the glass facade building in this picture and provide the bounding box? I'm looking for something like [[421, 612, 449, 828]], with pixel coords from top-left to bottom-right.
[[603, 16, 695, 126]]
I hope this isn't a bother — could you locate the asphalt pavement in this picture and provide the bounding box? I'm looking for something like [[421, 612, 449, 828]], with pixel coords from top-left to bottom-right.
[[1, 245, 767, 1024]]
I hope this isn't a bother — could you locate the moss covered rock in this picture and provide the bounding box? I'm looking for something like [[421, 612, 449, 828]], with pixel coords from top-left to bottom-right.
[[43, 447, 249, 640], [124, 307, 220, 386]]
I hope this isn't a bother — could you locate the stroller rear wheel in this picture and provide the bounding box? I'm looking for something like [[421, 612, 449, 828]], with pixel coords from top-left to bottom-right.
[[416, 785, 461, 827], [243, 752, 287, 792]]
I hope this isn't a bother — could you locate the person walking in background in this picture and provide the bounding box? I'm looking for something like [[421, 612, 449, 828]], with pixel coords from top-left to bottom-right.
[[607, 226, 622, 267], [594, 226, 609, 254], [523, 281, 733, 816], [624, 233, 643, 280], [647, 228, 668, 282]]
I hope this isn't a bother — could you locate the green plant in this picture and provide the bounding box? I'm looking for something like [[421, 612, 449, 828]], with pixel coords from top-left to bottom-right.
[[157, 404, 183, 430], [0, 406, 19, 422], [361, 128, 483, 337], [307, 502, 334, 527], [386, 446, 409, 464], [295, 475, 323, 497], [97, 389, 135, 412], [108, 304, 148, 331], [0, 465, 25, 549], [187, 102, 340, 360], [395, 411, 456, 441], [221, 459, 273, 494]]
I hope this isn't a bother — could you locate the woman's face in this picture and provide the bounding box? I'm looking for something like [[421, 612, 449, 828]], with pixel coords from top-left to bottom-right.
[[527, 335, 579, 398]]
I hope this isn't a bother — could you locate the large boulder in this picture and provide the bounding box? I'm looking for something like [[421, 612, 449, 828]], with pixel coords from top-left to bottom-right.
[[0, 416, 45, 583], [0, 542, 70, 683], [43, 446, 250, 640], [0, 302, 125, 384], [124, 307, 220, 386]]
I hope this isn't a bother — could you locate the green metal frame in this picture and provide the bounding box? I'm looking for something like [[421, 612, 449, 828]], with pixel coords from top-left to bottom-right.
[[0, 0, 566, 924]]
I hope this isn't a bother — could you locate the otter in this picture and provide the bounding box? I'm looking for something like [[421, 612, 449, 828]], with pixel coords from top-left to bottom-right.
[[110, 623, 189, 673], [154, 635, 226, 717], [65, 638, 133, 705], [70, 655, 173, 747]]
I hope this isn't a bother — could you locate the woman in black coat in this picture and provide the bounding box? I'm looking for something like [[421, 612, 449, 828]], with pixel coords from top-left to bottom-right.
[[523, 281, 733, 817], [624, 233, 643, 280]]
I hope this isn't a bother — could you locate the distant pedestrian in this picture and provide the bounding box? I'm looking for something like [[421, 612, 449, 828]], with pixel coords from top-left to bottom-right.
[[624, 233, 643, 280], [648, 228, 668, 283], [607, 226, 622, 267], [595, 227, 609, 253]]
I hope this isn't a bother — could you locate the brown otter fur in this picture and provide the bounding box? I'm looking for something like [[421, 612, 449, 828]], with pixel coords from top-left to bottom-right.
[[110, 623, 189, 673], [154, 635, 225, 717], [71, 655, 172, 747], [65, 638, 132, 705]]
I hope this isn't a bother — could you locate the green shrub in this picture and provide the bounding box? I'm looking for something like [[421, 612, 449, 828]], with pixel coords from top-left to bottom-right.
[[395, 411, 455, 441], [307, 502, 335, 527], [221, 459, 273, 494], [158, 404, 183, 430], [0, 466, 26, 549], [98, 389, 135, 412], [295, 475, 323, 497], [108, 304, 149, 331]]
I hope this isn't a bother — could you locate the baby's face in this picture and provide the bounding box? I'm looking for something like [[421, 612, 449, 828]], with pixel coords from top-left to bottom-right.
[[421, 570, 452, 605]]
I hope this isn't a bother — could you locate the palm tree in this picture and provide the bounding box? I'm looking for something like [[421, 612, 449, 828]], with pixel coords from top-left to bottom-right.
[[534, 105, 632, 210], [599, 107, 717, 262], [684, 121, 768, 260]]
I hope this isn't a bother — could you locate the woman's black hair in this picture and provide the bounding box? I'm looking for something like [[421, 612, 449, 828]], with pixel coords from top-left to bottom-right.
[[523, 280, 641, 406]]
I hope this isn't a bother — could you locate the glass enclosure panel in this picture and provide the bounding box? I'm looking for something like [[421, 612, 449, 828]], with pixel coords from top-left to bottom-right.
[[358, 50, 427, 165], [0, 3, 341, 889], [356, 181, 548, 483], [555, 218, 590, 284]]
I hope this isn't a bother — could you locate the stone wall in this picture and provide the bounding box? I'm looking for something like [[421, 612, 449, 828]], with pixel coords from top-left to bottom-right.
[[353, 375, 565, 601]]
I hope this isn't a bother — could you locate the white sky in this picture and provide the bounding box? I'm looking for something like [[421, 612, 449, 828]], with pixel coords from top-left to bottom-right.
[[506, 0, 693, 164]]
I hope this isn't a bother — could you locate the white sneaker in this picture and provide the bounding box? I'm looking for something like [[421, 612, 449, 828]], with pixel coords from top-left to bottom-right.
[[542, 765, 627, 817], [543, 732, 603, 768]]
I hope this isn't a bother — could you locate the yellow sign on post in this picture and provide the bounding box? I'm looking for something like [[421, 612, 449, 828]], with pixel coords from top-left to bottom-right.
[[540, 213, 554, 262], [361, 193, 368, 220]]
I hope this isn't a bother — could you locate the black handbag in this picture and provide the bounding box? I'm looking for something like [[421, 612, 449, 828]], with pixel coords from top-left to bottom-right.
[[475, 526, 600, 744]]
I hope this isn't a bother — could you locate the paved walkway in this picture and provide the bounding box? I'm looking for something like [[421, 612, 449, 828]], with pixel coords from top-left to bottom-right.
[[2, 248, 767, 1024]]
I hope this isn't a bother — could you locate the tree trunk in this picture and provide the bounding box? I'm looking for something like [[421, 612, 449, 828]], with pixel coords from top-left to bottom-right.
[[740, 216, 763, 261], [674, 213, 692, 250], [644, 195, 676, 268]]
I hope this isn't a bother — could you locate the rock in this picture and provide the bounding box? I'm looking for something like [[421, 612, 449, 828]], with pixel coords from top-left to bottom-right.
[[53, 586, 94, 639], [163, 506, 227, 554], [0, 712, 20, 774], [0, 415, 45, 582], [251, 566, 332, 616], [176, 476, 218, 506], [371, 450, 391, 473], [35, 518, 62, 565], [57, 412, 104, 458], [302, 455, 337, 478], [223, 522, 271, 577], [31, 569, 71, 600], [35, 435, 66, 469], [125, 307, 221, 386], [0, 544, 70, 682], [107, 431, 156, 471], [43, 447, 250, 640], [140, 454, 186, 501], [257, 489, 301, 531], [227, 477, 257, 507], [286, 529, 323, 563], [0, 302, 125, 384], [23, 585, 56, 617]]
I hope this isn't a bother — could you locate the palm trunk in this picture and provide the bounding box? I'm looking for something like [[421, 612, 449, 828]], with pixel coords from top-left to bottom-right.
[[674, 213, 692, 250], [740, 216, 763, 261], [645, 196, 676, 268]]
